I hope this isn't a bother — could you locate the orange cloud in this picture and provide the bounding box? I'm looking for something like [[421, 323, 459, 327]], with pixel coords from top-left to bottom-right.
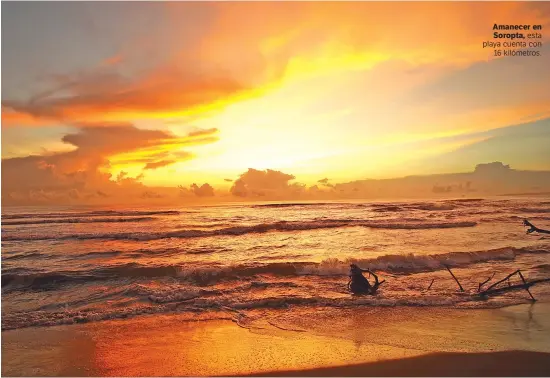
[[177, 182, 215, 198], [3, 2, 550, 197], [197, 2, 550, 82], [1, 68, 254, 126], [1, 125, 218, 205], [1, 107, 57, 126], [190, 183, 215, 197], [143, 160, 177, 170], [106, 128, 217, 171], [317, 178, 334, 188], [6, 3, 548, 129], [230, 168, 306, 198]]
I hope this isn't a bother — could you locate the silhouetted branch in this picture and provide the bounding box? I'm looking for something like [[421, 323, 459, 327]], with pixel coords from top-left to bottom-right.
[[349, 265, 385, 295], [484, 270, 521, 292], [363, 269, 385, 292], [426, 279, 435, 291], [478, 272, 496, 292], [479, 278, 550, 299], [477, 267, 550, 301], [524, 219, 550, 234], [364, 269, 379, 285], [444, 265, 464, 292], [518, 270, 536, 301]]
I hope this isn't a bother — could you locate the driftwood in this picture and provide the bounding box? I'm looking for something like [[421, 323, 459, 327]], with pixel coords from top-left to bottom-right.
[[518, 271, 536, 301], [348, 264, 549, 300], [477, 269, 550, 301], [444, 265, 465, 292], [483, 270, 521, 292], [366, 269, 386, 290], [346, 266, 550, 303], [348, 265, 385, 295], [349, 218, 550, 300], [418, 265, 550, 301], [524, 219, 550, 235], [359, 268, 385, 294], [478, 272, 496, 292], [479, 278, 550, 300]]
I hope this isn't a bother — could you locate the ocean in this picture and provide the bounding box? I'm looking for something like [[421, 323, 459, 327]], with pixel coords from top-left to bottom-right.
[[2, 198, 550, 332]]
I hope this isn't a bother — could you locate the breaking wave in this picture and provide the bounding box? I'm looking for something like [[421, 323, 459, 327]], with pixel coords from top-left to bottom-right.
[[296, 247, 527, 276], [3, 220, 478, 242], [4, 246, 545, 290]]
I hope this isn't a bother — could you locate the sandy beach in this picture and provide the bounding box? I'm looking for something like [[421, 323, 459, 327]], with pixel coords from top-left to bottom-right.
[[251, 351, 550, 377], [3, 303, 550, 377]]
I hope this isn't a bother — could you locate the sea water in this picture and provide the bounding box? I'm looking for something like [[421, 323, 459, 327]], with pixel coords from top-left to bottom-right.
[[2, 197, 550, 330]]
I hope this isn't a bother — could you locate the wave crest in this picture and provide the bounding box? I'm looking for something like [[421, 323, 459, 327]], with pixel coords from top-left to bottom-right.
[[3, 220, 478, 242], [297, 248, 521, 276], [4, 246, 545, 290]]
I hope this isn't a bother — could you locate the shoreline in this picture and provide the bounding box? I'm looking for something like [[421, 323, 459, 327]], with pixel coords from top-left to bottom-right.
[[3, 303, 550, 376]]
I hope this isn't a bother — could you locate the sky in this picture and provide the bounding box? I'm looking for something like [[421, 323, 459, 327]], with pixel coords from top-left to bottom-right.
[[2, 2, 550, 205]]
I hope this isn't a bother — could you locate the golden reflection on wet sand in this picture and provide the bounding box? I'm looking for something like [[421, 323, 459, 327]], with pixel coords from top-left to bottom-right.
[[2, 315, 419, 376], [3, 304, 550, 376]]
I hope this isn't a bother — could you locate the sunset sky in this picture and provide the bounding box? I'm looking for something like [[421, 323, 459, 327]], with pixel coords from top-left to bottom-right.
[[2, 2, 550, 204]]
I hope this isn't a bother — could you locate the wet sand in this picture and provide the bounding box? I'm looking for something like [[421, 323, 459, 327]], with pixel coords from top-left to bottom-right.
[[1, 316, 422, 376], [2, 304, 550, 376], [250, 351, 550, 376]]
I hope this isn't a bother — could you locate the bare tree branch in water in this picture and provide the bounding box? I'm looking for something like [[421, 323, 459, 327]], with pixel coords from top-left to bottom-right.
[[348, 264, 385, 295], [444, 265, 465, 292], [483, 270, 522, 293], [524, 219, 550, 234], [349, 221, 550, 300], [471, 269, 550, 301], [478, 272, 496, 292]]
